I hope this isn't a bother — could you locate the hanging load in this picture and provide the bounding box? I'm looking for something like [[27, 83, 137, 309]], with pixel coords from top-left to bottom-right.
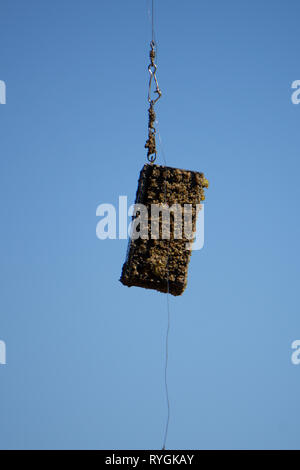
[[119, 37, 209, 296], [120, 163, 209, 295]]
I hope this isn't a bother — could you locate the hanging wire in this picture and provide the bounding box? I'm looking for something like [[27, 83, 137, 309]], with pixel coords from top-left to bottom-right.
[[163, 294, 171, 450], [157, 121, 171, 450], [146, 0, 158, 62], [147, 0, 157, 48], [152, 0, 154, 43]]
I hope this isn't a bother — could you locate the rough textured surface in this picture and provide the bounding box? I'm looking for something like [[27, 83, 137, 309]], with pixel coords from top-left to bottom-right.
[[120, 163, 209, 296]]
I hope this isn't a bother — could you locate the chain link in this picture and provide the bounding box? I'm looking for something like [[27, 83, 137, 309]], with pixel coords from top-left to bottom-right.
[[145, 40, 162, 163]]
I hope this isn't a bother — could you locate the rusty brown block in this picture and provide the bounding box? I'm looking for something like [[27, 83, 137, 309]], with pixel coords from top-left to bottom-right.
[[120, 163, 208, 296]]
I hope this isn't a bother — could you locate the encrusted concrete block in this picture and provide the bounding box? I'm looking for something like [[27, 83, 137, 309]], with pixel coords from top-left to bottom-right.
[[120, 163, 208, 296]]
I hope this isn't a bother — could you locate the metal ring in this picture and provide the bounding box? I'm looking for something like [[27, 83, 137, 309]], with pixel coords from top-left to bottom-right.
[[148, 64, 157, 74], [147, 152, 157, 163]]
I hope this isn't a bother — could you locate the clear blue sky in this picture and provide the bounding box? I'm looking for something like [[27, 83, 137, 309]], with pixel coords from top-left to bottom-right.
[[0, 0, 300, 450]]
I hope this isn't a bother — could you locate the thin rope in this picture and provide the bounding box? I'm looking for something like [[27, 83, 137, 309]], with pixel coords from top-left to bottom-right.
[[146, 0, 157, 55], [163, 278, 171, 450], [157, 121, 171, 450], [152, 0, 154, 43]]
